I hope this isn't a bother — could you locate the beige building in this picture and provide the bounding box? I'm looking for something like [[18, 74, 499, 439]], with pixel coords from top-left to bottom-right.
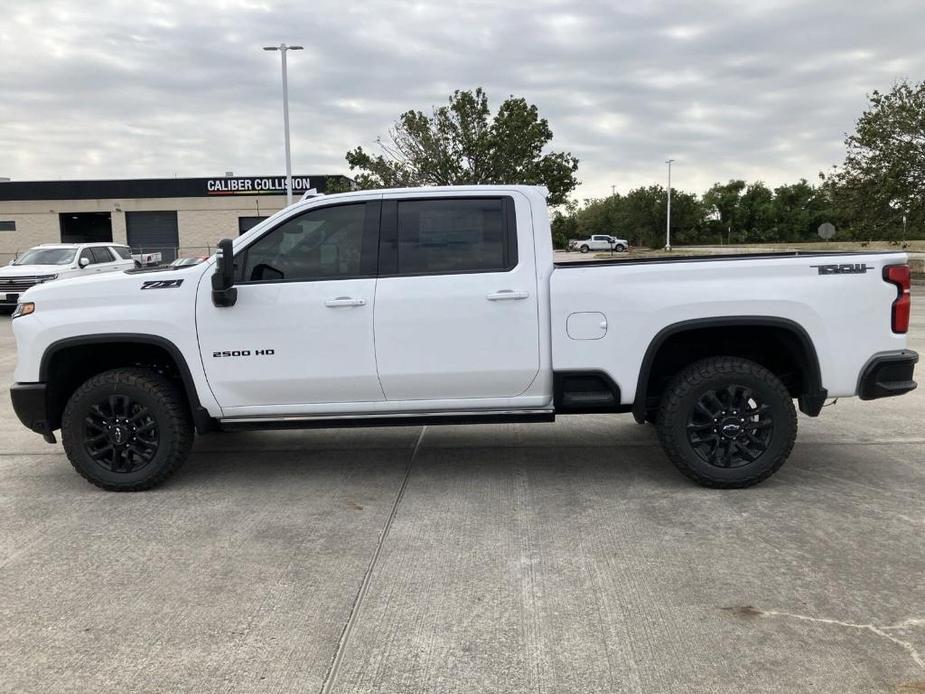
[[0, 174, 351, 263]]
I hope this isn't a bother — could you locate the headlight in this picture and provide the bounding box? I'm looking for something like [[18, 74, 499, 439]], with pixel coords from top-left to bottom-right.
[[12, 302, 35, 319]]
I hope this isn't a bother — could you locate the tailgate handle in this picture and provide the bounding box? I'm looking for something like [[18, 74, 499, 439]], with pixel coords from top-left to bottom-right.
[[325, 297, 366, 307], [487, 290, 529, 301]]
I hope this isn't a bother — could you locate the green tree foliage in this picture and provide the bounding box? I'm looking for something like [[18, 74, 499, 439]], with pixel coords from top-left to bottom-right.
[[822, 80, 925, 240], [344, 88, 580, 205]]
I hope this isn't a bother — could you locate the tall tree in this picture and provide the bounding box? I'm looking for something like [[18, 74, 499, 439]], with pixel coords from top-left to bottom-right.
[[344, 88, 580, 205], [702, 180, 746, 244], [823, 79, 925, 238]]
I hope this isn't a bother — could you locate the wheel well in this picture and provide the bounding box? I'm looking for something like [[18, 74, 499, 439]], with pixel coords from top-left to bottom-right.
[[42, 340, 193, 431], [636, 321, 824, 422]]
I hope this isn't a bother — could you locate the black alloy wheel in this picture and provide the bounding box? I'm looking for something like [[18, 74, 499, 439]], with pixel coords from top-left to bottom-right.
[[83, 394, 160, 473], [62, 368, 193, 491], [655, 357, 797, 488], [685, 384, 773, 469]]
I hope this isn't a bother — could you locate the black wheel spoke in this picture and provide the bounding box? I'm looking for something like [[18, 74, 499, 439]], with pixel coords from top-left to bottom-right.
[[687, 383, 774, 469], [82, 393, 159, 474]]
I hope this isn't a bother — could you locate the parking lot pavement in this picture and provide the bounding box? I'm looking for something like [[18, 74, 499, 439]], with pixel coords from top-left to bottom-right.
[[0, 290, 923, 693]]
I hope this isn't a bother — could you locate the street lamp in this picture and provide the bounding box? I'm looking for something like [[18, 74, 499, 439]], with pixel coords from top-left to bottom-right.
[[263, 43, 304, 206], [665, 159, 674, 251]]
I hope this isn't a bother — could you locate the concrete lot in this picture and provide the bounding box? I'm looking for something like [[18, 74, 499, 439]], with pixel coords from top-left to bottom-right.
[[0, 292, 923, 694]]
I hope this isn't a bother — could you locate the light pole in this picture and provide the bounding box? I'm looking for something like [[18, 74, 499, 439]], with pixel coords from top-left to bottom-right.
[[263, 43, 303, 206], [665, 159, 674, 251]]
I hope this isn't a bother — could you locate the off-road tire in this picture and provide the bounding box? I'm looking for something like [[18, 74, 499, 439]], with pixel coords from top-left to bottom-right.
[[62, 368, 193, 491], [580, 244, 590, 253], [656, 357, 797, 488]]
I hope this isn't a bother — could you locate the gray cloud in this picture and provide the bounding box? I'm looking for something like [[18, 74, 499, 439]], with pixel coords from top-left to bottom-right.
[[1, 0, 922, 199]]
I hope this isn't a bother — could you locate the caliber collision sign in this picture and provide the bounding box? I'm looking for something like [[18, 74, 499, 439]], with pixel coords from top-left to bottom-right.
[[206, 177, 315, 195]]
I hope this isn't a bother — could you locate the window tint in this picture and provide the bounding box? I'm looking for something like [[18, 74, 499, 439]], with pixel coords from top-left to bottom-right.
[[79, 249, 96, 265], [241, 202, 376, 282], [90, 247, 114, 263], [395, 198, 514, 275], [112, 246, 133, 260]]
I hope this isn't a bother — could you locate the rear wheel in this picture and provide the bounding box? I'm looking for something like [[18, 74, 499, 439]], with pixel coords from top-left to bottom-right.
[[580, 244, 590, 253], [656, 357, 797, 488], [61, 368, 193, 491]]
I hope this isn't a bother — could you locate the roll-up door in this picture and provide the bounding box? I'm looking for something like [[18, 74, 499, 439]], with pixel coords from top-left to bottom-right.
[[126, 211, 179, 263]]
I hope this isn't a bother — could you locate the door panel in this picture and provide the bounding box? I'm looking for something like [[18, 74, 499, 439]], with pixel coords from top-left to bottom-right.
[[196, 278, 382, 408], [196, 199, 383, 411], [374, 194, 540, 401]]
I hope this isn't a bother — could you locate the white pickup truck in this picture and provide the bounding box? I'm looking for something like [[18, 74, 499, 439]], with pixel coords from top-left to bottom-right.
[[569, 235, 628, 253], [9, 186, 917, 491]]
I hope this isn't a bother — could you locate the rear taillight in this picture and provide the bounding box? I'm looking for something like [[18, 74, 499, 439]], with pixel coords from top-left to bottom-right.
[[884, 264, 911, 334]]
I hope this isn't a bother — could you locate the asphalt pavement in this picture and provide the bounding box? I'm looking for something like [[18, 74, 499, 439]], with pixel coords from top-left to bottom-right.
[[0, 290, 922, 693]]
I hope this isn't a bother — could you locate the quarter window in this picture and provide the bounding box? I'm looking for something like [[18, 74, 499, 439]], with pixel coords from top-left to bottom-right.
[[112, 246, 133, 260], [395, 198, 515, 275], [240, 202, 377, 282]]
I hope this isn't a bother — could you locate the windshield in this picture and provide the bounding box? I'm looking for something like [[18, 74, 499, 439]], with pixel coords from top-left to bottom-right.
[[13, 248, 77, 266]]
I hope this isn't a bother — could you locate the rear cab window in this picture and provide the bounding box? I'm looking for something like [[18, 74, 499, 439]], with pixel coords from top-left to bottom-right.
[[380, 197, 517, 276]]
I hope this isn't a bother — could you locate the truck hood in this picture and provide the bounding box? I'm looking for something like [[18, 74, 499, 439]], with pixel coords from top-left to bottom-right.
[[0, 264, 70, 277], [21, 264, 205, 304]]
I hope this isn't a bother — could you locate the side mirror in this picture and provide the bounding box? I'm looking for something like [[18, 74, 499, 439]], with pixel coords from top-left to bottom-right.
[[211, 238, 238, 307], [79, 257, 90, 268]]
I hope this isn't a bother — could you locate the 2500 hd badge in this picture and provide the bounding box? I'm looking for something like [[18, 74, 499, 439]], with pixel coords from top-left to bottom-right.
[[212, 349, 275, 358]]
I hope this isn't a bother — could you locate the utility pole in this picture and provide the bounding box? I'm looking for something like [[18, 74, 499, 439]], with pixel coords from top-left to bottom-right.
[[665, 159, 674, 251], [263, 43, 304, 206], [611, 184, 616, 197]]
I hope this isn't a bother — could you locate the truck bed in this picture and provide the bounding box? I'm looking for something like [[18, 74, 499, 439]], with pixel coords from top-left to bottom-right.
[[550, 250, 909, 404]]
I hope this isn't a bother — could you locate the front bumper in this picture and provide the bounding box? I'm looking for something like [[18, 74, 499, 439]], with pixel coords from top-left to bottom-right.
[[857, 350, 918, 400], [10, 383, 56, 443]]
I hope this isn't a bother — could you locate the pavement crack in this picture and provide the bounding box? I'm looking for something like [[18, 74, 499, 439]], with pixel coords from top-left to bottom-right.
[[318, 426, 425, 694], [725, 607, 925, 669]]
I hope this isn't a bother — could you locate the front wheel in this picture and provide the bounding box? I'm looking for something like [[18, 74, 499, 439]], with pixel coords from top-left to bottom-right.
[[580, 245, 590, 253], [615, 243, 626, 252], [61, 368, 194, 491], [655, 357, 797, 488]]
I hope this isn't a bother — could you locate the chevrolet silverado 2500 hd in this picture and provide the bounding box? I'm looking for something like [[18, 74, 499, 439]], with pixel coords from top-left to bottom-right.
[[9, 186, 918, 491]]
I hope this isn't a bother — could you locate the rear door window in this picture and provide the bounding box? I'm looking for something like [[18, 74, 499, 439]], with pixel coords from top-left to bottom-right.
[[90, 247, 115, 263], [390, 198, 516, 276]]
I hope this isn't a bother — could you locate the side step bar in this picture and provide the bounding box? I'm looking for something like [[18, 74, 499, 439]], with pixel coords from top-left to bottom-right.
[[219, 409, 556, 431]]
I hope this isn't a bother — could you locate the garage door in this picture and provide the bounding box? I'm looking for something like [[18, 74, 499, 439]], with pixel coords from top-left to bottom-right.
[[126, 211, 179, 263]]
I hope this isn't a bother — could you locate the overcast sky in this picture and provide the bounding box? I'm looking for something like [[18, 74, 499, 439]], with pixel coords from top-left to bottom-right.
[[1, 0, 923, 200]]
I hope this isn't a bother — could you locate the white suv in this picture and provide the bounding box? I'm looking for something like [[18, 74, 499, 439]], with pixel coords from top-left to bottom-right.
[[0, 243, 135, 312]]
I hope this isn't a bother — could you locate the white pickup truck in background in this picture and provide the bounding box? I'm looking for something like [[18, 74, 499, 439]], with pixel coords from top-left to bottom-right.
[[569, 234, 628, 253], [9, 185, 917, 491]]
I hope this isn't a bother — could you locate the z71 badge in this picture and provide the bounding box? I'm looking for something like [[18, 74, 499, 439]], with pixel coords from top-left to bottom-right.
[[810, 263, 873, 275], [141, 279, 184, 289]]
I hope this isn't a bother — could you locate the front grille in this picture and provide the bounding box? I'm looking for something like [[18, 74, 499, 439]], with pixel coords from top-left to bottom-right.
[[0, 276, 47, 293]]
